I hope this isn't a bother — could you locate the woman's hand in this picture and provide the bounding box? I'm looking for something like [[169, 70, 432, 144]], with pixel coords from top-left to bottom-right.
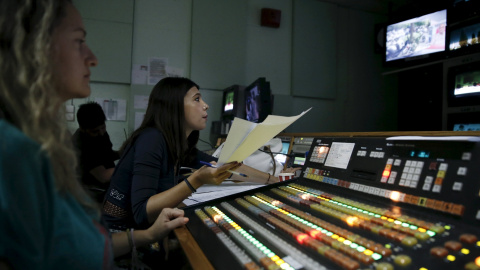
[[146, 208, 188, 242], [193, 161, 241, 185]]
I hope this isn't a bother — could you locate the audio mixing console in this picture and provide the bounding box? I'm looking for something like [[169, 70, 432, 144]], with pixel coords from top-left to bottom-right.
[[183, 136, 480, 270]]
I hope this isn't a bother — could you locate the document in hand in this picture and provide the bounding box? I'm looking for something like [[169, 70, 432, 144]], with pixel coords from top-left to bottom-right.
[[217, 108, 312, 165]]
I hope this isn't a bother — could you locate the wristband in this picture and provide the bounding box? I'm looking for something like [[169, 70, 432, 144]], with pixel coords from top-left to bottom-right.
[[184, 178, 196, 193], [265, 173, 271, 184]]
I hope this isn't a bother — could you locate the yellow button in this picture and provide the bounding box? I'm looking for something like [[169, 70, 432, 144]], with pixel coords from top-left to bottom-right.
[[375, 262, 394, 270], [394, 255, 412, 266]]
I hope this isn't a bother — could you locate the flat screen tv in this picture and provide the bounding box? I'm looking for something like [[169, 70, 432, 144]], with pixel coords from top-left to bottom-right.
[[385, 9, 447, 66], [244, 77, 272, 123], [447, 60, 480, 107]]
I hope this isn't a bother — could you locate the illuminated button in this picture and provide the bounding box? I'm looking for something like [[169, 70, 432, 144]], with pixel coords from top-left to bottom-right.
[[452, 182, 463, 191], [393, 255, 412, 267], [439, 163, 448, 170], [430, 246, 449, 258], [447, 255, 456, 262], [424, 176, 434, 184], [457, 167, 468, 176], [460, 234, 478, 244], [375, 262, 394, 270], [462, 152, 472, 161], [422, 183, 431, 191], [432, 185, 442, 193], [444, 240, 462, 251]]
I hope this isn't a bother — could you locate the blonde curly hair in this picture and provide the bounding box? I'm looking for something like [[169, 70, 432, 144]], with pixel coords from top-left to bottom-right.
[[0, 0, 95, 210]]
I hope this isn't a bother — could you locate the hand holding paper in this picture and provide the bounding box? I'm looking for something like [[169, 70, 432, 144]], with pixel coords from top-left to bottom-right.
[[218, 108, 312, 165]]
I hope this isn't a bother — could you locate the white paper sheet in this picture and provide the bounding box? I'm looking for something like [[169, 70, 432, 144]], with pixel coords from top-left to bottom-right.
[[217, 108, 312, 165]]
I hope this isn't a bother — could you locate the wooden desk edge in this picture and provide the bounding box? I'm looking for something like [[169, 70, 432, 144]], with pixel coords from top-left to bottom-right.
[[174, 226, 214, 270]]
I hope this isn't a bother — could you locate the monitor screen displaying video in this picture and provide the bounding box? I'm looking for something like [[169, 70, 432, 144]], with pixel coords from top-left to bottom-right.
[[385, 9, 447, 62]]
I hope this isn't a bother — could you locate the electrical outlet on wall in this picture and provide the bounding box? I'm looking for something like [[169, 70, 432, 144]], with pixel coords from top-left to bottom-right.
[[66, 104, 75, 121]]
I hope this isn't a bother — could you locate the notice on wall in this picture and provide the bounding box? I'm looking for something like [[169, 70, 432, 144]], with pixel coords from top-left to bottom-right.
[[148, 57, 168, 85], [94, 98, 127, 121], [131, 64, 148, 85]]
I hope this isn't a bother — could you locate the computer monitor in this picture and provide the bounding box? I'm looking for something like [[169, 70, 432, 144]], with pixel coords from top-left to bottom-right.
[[221, 85, 245, 120], [244, 78, 273, 123], [274, 141, 291, 165], [384, 9, 447, 66]]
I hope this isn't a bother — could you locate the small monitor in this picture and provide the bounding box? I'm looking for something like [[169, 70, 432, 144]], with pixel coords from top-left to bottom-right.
[[448, 20, 480, 55], [244, 78, 273, 123], [447, 60, 480, 107], [274, 141, 291, 165], [447, 111, 480, 131], [221, 85, 245, 120], [385, 9, 447, 66]]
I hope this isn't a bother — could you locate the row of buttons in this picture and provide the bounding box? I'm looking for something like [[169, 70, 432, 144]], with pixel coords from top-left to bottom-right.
[[303, 167, 465, 216]]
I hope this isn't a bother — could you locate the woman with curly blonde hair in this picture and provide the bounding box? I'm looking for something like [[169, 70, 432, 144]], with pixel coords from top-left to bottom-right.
[[0, 0, 188, 268]]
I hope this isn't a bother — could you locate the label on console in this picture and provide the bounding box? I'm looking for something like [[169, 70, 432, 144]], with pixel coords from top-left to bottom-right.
[[324, 142, 355, 169]]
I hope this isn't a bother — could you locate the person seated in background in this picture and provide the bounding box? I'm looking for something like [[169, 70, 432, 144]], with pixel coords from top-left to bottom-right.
[[72, 101, 120, 203], [0, 1, 187, 269]]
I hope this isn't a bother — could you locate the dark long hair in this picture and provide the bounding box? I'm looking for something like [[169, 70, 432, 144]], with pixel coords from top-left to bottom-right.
[[121, 77, 200, 165]]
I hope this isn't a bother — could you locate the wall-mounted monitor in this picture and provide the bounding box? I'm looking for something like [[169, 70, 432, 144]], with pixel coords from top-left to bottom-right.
[[385, 9, 447, 66], [448, 20, 480, 56], [447, 111, 480, 131], [244, 77, 273, 123], [221, 85, 245, 120], [447, 60, 480, 107]]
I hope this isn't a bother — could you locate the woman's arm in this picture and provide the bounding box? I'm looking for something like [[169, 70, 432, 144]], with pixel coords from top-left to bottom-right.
[[144, 162, 240, 224], [111, 208, 188, 258], [228, 163, 280, 184]]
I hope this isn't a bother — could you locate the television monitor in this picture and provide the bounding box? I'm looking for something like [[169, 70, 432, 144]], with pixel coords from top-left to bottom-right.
[[447, 60, 480, 107], [448, 20, 480, 55], [447, 111, 480, 131], [385, 9, 447, 66], [221, 85, 245, 120], [244, 77, 273, 123]]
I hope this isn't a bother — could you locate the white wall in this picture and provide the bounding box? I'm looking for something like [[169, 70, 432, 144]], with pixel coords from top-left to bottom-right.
[[69, 0, 399, 151]]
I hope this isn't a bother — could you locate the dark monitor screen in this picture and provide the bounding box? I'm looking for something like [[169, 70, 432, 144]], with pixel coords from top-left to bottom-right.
[[385, 9, 447, 64], [244, 78, 272, 123]]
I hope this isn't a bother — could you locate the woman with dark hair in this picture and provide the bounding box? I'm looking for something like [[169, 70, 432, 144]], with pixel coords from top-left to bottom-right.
[[0, 1, 188, 268], [103, 77, 241, 231]]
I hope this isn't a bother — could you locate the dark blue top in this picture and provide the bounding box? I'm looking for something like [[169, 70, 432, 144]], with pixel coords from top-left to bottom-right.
[[103, 127, 215, 230]]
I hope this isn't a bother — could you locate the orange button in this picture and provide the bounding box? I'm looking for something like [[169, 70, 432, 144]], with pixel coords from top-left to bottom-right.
[[434, 177, 443, 185], [444, 240, 462, 251], [430, 246, 449, 258], [450, 204, 465, 216], [460, 234, 478, 244]]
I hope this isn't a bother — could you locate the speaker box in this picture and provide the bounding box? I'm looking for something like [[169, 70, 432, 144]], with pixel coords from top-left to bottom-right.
[[261, 8, 281, 28]]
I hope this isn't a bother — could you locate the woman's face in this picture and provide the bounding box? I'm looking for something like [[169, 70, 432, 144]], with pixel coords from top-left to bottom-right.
[[51, 3, 98, 101], [184, 86, 209, 136]]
